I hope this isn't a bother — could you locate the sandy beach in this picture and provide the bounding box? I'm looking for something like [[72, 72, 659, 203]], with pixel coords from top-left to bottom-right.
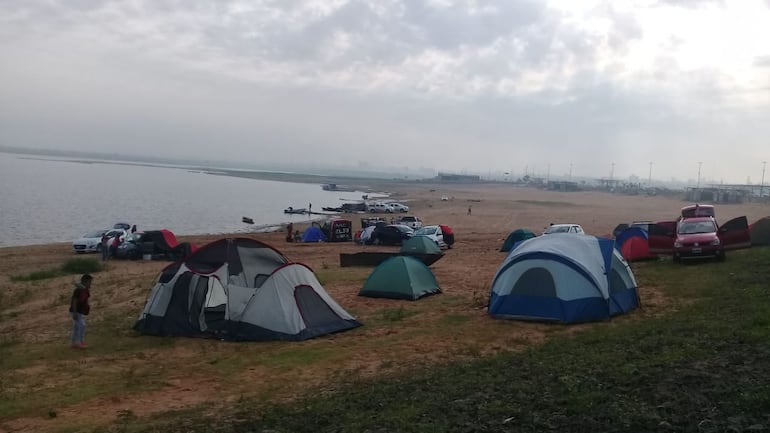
[[1, 181, 769, 432]]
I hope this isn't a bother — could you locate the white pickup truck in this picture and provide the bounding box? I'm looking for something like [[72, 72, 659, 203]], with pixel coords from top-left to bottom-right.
[[396, 216, 423, 230]]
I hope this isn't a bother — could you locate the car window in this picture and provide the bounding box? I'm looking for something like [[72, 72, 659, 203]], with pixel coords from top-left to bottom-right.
[[416, 227, 436, 235], [85, 230, 106, 238], [678, 220, 716, 234]]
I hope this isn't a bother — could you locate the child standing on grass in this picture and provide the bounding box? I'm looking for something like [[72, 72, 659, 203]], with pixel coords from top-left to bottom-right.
[[69, 274, 92, 349]]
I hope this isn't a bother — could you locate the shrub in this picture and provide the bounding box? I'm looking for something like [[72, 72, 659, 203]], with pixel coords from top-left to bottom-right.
[[61, 258, 103, 274], [10, 269, 59, 282]]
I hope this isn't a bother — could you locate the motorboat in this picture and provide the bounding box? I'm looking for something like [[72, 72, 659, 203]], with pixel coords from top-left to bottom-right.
[[284, 207, 306, 214]]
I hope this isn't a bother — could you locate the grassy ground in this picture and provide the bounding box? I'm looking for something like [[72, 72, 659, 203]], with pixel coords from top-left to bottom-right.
[[105, 248, 770, 433]]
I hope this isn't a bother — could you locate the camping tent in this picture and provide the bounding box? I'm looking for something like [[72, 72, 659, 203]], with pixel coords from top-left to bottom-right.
[[500, 228, 537, 252], [359, 256, 441, 300], [615, 227, 656, 261], [489, 234, 639, 323], [134, 238, 361, 341], [400, 235, 442, 255], [750, 217, 770, 246], [140, 229, 193, 260], [359, 225, 377, 244], [301, 226, 327, 242]]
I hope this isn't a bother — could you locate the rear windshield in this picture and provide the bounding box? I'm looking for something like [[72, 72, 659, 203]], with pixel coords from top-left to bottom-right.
[[681, 205, 715, 218]]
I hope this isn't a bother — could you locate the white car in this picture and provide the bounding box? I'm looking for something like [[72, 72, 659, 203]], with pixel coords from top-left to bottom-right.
[[542, 224, 585, 235], [396, 216, 423, 230], [414, 225, 447, 249], [367, 202, 395, 213], [72, 228, 127, 253], [389, 203, 410, 213]]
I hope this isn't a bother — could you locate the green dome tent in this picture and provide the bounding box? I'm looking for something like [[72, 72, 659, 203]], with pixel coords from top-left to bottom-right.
[[500, 228, 537, 252], [359, 256, 441, 300], [399, 235, 442, 255]]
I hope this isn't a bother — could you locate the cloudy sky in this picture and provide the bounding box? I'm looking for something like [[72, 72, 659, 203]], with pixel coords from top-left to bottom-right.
[[1, 0, 769, 183]]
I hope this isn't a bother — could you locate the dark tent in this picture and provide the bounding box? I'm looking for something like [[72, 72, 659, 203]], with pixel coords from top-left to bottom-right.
[[750, 217, 770, 246], [359, 256, 441, 300], [135, 238, 360, 341], [141, 229, 192, 260], [500, 229, 537, 252]]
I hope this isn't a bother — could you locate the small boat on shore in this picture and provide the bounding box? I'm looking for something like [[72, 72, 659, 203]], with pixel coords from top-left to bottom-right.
[[242, 216, 254, 224], [284, 207, 306, 214]]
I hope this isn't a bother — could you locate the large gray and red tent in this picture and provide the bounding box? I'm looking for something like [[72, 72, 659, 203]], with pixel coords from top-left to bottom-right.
[[134, 238, 361, 341]]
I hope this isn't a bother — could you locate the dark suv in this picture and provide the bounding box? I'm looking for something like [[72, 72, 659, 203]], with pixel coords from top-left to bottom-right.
[[372, 224, 414, 246]]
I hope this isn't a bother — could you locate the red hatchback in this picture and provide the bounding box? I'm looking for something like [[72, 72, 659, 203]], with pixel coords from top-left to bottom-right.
[[648, 215, 751, 262]]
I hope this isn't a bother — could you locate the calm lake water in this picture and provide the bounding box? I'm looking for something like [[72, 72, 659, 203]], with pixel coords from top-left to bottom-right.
[[0, 153, 379, 247]]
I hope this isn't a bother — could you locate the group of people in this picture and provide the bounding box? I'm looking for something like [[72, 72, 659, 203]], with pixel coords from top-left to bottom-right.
[[100, 225, 137, 261], [285, 223, 302, 243]]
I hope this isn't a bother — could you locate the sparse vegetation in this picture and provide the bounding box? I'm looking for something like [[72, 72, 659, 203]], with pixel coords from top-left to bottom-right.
[[10, 257, 102, 281], [61, 257, 103, 274]]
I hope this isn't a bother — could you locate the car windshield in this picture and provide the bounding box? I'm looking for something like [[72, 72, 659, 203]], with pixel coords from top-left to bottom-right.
[[415, 227, 436, 235], [544, 225, 571, 234], [84, 230, 106, 238], [678, 221, 716, 234]]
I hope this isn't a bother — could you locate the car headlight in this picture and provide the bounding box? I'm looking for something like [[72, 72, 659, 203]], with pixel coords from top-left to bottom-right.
[[710, 238, 721, 246], [674, 241, 682, 248]]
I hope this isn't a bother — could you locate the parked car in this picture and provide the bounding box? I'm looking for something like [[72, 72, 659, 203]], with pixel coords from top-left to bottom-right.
[[72, 228, 127, 254], [72, 229, 109, 253], [389, 202, 410, 212], [396, 216, 423, 230], [367, 202, 395, 213], [414, 225, 447, 249], [542, 224, 585, 235], [648, 216, 751, 262], [372, 224, 414, 245]]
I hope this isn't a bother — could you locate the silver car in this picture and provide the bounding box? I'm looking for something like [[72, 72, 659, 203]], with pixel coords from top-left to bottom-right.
[[542, 224, 585, 235]]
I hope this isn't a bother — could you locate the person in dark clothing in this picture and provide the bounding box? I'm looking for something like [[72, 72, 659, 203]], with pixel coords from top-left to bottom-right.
[[131, 225, 137, 233], [286, 222, 294, 242], [69, 274, 92, 348], [110, 234, 121, 258], [100, 233, 110, 261]]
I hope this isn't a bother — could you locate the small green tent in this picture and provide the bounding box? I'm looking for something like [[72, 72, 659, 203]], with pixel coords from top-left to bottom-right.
[[359, 256, 441, 300], [500, 228, 537, 252], [400, 235, 442, 255]]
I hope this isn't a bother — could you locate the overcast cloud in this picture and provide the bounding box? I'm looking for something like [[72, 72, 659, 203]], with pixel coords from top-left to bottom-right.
[[1, 0, 769, 183]]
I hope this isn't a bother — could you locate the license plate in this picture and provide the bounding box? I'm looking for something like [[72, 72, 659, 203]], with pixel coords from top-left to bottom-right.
[[691, 248, 702, 253]]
